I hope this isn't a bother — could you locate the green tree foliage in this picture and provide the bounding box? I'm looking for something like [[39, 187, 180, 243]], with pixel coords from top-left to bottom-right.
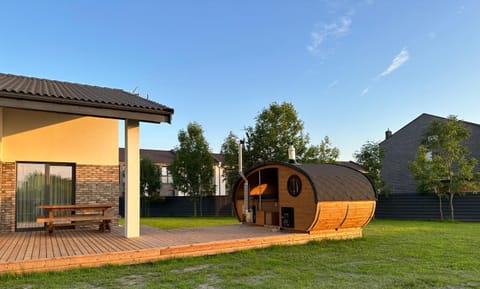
[[316, 136, 340, 163], [140, 157, 161, 198], [220, 131, 239, 194], [244, 102, 320, 167], [140, 157, 161, 216], [354, 141, 387, 195], [409, 115, 479, 221], [168, 122, 214, 216]]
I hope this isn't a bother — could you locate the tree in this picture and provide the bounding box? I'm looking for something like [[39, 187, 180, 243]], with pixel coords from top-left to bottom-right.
[[168, 122, 214, 216], [244, 102, 319, 167], [140, 157, 161, 216], [316, 136, 340, 163], [220, 131, 239, 194], [354, 141, 387, 195], [409, 115, 479, 221], [410, 145, 447, 220], [140, 157, 161, 198]]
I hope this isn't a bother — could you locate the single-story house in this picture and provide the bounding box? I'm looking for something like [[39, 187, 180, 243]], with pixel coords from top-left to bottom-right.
[[118, 148, 227, 197], [0, 72, 173, 237], [376, 113, 480, 220]]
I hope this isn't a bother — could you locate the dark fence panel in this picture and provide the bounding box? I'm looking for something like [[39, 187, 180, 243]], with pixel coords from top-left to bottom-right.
[[376, 193, 480, 221], [119, 196, 233, 217]]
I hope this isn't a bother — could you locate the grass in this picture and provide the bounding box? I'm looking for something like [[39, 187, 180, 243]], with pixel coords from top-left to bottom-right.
[[119, 216, 239, 229], [1, 219, 480, 288]]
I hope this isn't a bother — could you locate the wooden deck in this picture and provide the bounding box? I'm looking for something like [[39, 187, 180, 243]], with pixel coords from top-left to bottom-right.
[[0, 224, 362, 274]]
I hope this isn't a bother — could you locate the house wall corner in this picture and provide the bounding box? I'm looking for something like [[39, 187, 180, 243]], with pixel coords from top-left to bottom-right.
[[0, 162, 16, 233]]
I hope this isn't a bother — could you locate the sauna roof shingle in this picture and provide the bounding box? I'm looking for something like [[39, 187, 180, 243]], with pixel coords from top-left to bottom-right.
[[240, 162, 376, 202]]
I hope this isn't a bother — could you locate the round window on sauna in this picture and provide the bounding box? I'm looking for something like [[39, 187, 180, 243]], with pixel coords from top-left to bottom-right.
[[287, 175, 302, 197]]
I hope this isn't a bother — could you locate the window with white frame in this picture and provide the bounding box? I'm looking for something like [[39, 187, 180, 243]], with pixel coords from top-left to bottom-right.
[[161, 166, 172, 184]]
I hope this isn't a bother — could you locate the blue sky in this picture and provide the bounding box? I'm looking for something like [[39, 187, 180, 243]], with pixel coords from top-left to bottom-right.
[[1, 1, 479, 160]]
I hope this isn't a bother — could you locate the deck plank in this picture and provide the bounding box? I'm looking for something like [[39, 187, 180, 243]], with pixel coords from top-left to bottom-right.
[[15, 231, 31, 261], [53, 233, 66, 258], [24, 231, 37, 261], [60, 231, 76, 256], [0, 224, 362, 274], [3, 232, 22, 261]]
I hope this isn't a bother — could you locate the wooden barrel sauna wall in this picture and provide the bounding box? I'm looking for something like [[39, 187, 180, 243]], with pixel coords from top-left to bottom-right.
[[232, 162, 376, 233]]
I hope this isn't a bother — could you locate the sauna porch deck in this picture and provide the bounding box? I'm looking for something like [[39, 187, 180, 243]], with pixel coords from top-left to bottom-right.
[[0, 224, 362, 274]]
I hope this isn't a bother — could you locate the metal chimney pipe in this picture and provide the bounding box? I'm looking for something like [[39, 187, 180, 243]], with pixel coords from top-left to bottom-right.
[[238, 141, 250, 222], [288, 144, 296, 164]]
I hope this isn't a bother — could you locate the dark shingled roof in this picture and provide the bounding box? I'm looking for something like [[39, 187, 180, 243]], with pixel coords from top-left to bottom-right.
[[0, 73, 173, 123], [240, 162, 376, 202], [211, 153, 225, 164], [119, 148, 176, 164], [298, 163, 376, 201], [337, 161, 367, 173], [119, 148, 223, 164]]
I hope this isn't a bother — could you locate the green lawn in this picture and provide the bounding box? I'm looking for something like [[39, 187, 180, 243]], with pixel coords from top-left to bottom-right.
[[119, 216, 239, 229], [1, 219, 480, 289]]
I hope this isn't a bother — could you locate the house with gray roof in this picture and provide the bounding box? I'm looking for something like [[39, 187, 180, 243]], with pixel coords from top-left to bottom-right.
[[118, 148, 227, 197], [0, 73, 173, 237], [376, 113, 480, 220]]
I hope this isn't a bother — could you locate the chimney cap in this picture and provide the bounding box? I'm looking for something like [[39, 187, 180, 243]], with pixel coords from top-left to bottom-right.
[[385, 129, 392, 140], [288, 144, 296, 163]]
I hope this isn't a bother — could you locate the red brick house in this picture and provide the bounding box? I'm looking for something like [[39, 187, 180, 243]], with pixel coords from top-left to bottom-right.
[[0, 73, 173, 237]]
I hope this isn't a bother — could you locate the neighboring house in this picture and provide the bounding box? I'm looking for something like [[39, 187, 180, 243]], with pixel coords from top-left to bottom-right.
[[376, 113, 480, 220], [118, 148, 227, 197], [0, 73, 173, 237]]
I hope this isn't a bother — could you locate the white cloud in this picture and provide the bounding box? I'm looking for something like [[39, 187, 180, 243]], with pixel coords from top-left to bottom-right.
[[307, 16, 352, 55], [328, 80, 339, 88], [379, 48, 410, 77], [361, 87, 369, 96]]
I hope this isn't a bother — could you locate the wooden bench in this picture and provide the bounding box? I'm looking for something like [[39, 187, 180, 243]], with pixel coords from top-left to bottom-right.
[[36, 204, 116, 234], [37, 214, 115, 234]]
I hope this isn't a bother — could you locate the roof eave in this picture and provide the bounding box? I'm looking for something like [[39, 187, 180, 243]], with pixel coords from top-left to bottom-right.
[[0, 93, 173, 124]]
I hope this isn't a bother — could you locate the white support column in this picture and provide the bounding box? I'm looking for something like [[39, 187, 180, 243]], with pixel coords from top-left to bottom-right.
[[124, 119, 140, 238]]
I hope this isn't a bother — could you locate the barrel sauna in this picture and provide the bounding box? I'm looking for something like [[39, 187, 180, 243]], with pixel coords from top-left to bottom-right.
[[232, 162, 376, 234]]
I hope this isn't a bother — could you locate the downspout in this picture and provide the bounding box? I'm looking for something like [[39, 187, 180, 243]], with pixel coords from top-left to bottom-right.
[[238, 141, 251, 222]]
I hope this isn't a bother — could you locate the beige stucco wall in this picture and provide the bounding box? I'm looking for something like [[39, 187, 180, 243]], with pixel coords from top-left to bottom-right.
[[0, 108, 118, 165]]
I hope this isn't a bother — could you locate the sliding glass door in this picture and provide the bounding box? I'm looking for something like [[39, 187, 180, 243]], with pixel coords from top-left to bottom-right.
[[15, 163, 75, 231]]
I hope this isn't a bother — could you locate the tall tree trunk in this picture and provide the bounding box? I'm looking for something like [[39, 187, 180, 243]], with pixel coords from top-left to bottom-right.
[[449, 193, 455, 221], [193, 199, 197, 217], [438, 194, 444, 221]]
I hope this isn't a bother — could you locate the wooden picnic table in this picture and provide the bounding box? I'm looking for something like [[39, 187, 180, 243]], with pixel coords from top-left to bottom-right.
[[37, 204, 116, 234]]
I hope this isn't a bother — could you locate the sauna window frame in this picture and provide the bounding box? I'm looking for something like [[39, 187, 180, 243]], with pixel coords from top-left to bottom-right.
[[287, 174, 302, 197]]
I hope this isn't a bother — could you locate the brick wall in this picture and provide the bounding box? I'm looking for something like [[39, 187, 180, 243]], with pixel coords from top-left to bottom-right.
[[0, 162, 16, 233], [0, 163, 120, 232], [76, 165, 120, 218]]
